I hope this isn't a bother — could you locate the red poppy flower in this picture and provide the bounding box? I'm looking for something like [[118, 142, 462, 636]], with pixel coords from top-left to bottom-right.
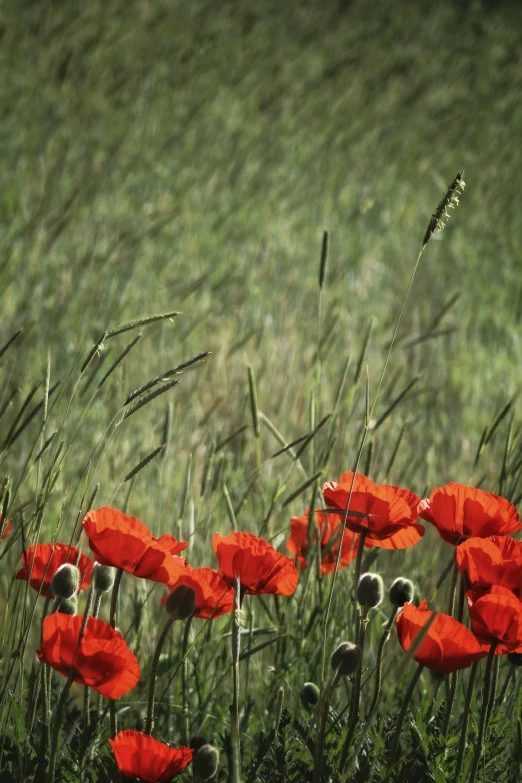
[[109, 730, 193, 782], [455, 536, 522, 597], [162, 566, 234, 619], [322, 472, 424, 549], [212, 532, 299, 596], [37, 613, 140, 699], [418, 482, 521, 545], [467, 586, 522, 654], [83, 507, 188, 585], [16, 543, 95, 598], [1, 521, 13, 540], [286, 509, 359, 573], [396, 599, 488, 673]]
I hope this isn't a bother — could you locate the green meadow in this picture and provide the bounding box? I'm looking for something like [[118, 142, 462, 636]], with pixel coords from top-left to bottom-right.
[[1, 0, 522, 780]]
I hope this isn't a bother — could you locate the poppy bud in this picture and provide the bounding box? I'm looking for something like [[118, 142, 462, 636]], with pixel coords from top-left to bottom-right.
[[55, 594, 78, 616], [389, 577, 414, 607], [165, 584, 196, 620], [93, 563, 116, 593], [330, 642, 361, 675], [190, 735, 209, 751], [357, 572, 384, 609], [192, 743, 219, 781], [301, 681, 320, 708], [51, 564, 80, 599], [508, 652, 522, 667]]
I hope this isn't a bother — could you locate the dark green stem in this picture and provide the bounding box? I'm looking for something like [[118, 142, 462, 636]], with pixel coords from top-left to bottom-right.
[[109, 568, 123, 737], [145, 615, 175, 735], [387, 662, 424, 772], [340, 608, 369, 767], [454, 661, 478, 783], [83, 591, 102, 728], [447, 560, 459, 617], [442, 672, 458, 737], [313, 670, 341, 783], [468, 642, 497, 783], [182, 615, 193, 744]]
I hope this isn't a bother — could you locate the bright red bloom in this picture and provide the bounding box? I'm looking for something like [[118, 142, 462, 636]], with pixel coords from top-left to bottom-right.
[[16, 543, 95, 598], [37, 614, 140, 699], [162, 566, 234, 619], [109, 731, 193, 782], [286, 509, 359, 573], [455, 536, 522, 597], [418, 482, 521, 545], [467, 586, 522, 654], [396, 599, 488, 673], [83, 507, 188, 585], [322, 472, 424, 549], [212, 532, 299, 596]]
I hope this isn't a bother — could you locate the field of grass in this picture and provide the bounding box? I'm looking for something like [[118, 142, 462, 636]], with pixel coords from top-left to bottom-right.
[[1, 0, 522, 780]]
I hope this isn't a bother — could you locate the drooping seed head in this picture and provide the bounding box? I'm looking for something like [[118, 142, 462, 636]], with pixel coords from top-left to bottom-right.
[[51, 564, 80, 599], [165, 584, 196, 620], [357, 572, 384, 609], [300, 681, 320, 709], [389, 577, 415, 607], [192, 743, 220, 781], [93, 563, 116, 593], [330, 642, 361, 676]]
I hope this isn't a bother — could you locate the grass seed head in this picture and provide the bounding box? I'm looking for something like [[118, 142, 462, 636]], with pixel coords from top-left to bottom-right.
[[51, 564, 80, 599]]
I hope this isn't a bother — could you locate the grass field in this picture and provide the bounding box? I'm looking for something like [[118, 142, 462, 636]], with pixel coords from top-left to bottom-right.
[[1, 0, 522, 780]]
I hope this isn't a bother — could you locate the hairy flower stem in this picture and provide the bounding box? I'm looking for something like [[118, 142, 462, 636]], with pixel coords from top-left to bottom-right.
[[109, 568, 123, 737], [145, 616, 175, 735], [313, 669, 341, 783], [83, 590, 102, 728], [468, 641, 498, 783], [340, 608, 369, 767], [351, 531, 367, 639], [47, 587, 94, 783], [181, 615, 193, 744], [387, 662, 424, 773], [484, 654, 500, 730], [230, 576, 242, 783], [453, 661, 478, 783], [342, 608, 400, 774], [447, 561, 459, 617]]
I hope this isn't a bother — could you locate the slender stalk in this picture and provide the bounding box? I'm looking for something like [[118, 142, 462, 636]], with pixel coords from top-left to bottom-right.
[[145, 616, 175, 735], [83, 590, 102, 728], [468, 642, 497, 783], [340, 608, 369, 766], [230, 575, 242, 783], [496, 665, 515, 708], [447, 560, 459, 617], [182, 615, 193, 744], [387, 663, 424, 772], [109, 568, 123, 737], [313, 669, 341, 782], [454, 661, 478, 783], [484, 654, 500, 731]]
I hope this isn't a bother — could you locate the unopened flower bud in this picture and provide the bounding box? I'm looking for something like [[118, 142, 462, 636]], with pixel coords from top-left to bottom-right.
[[357, 572, 384, 609], [190, 735, 208, 751], [389, 577, 414, 607], [51, 564, 80, 599], [301, 681, 320, 709], [192, 743, 219, 781], [508, 653, 522, 667], [165, 584, 196, 620], [55, 594, 78, 615], [330, 642, 361, 675], [93, 564, 116, 593]]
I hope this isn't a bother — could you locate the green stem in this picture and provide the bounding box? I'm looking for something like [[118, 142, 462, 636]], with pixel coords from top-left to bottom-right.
[[484, 653, 500, 731], [145, 615, 175, 735], [447, 560, 458, 617], [340, 608, 369, 767], [109, 568, 123, 737], [313, 670, 341, 783], [442, 672, 458, 737], [454, 661, 478, 783], [387, 662, 424, 773], [83, 591, 102, 728], [182, 615, 193, 744], [468, 641, 498, 783], [230, 575, 242, 783]]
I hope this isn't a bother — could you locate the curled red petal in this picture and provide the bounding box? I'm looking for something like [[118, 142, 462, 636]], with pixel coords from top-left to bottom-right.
[[109, 730, 194, 783]]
